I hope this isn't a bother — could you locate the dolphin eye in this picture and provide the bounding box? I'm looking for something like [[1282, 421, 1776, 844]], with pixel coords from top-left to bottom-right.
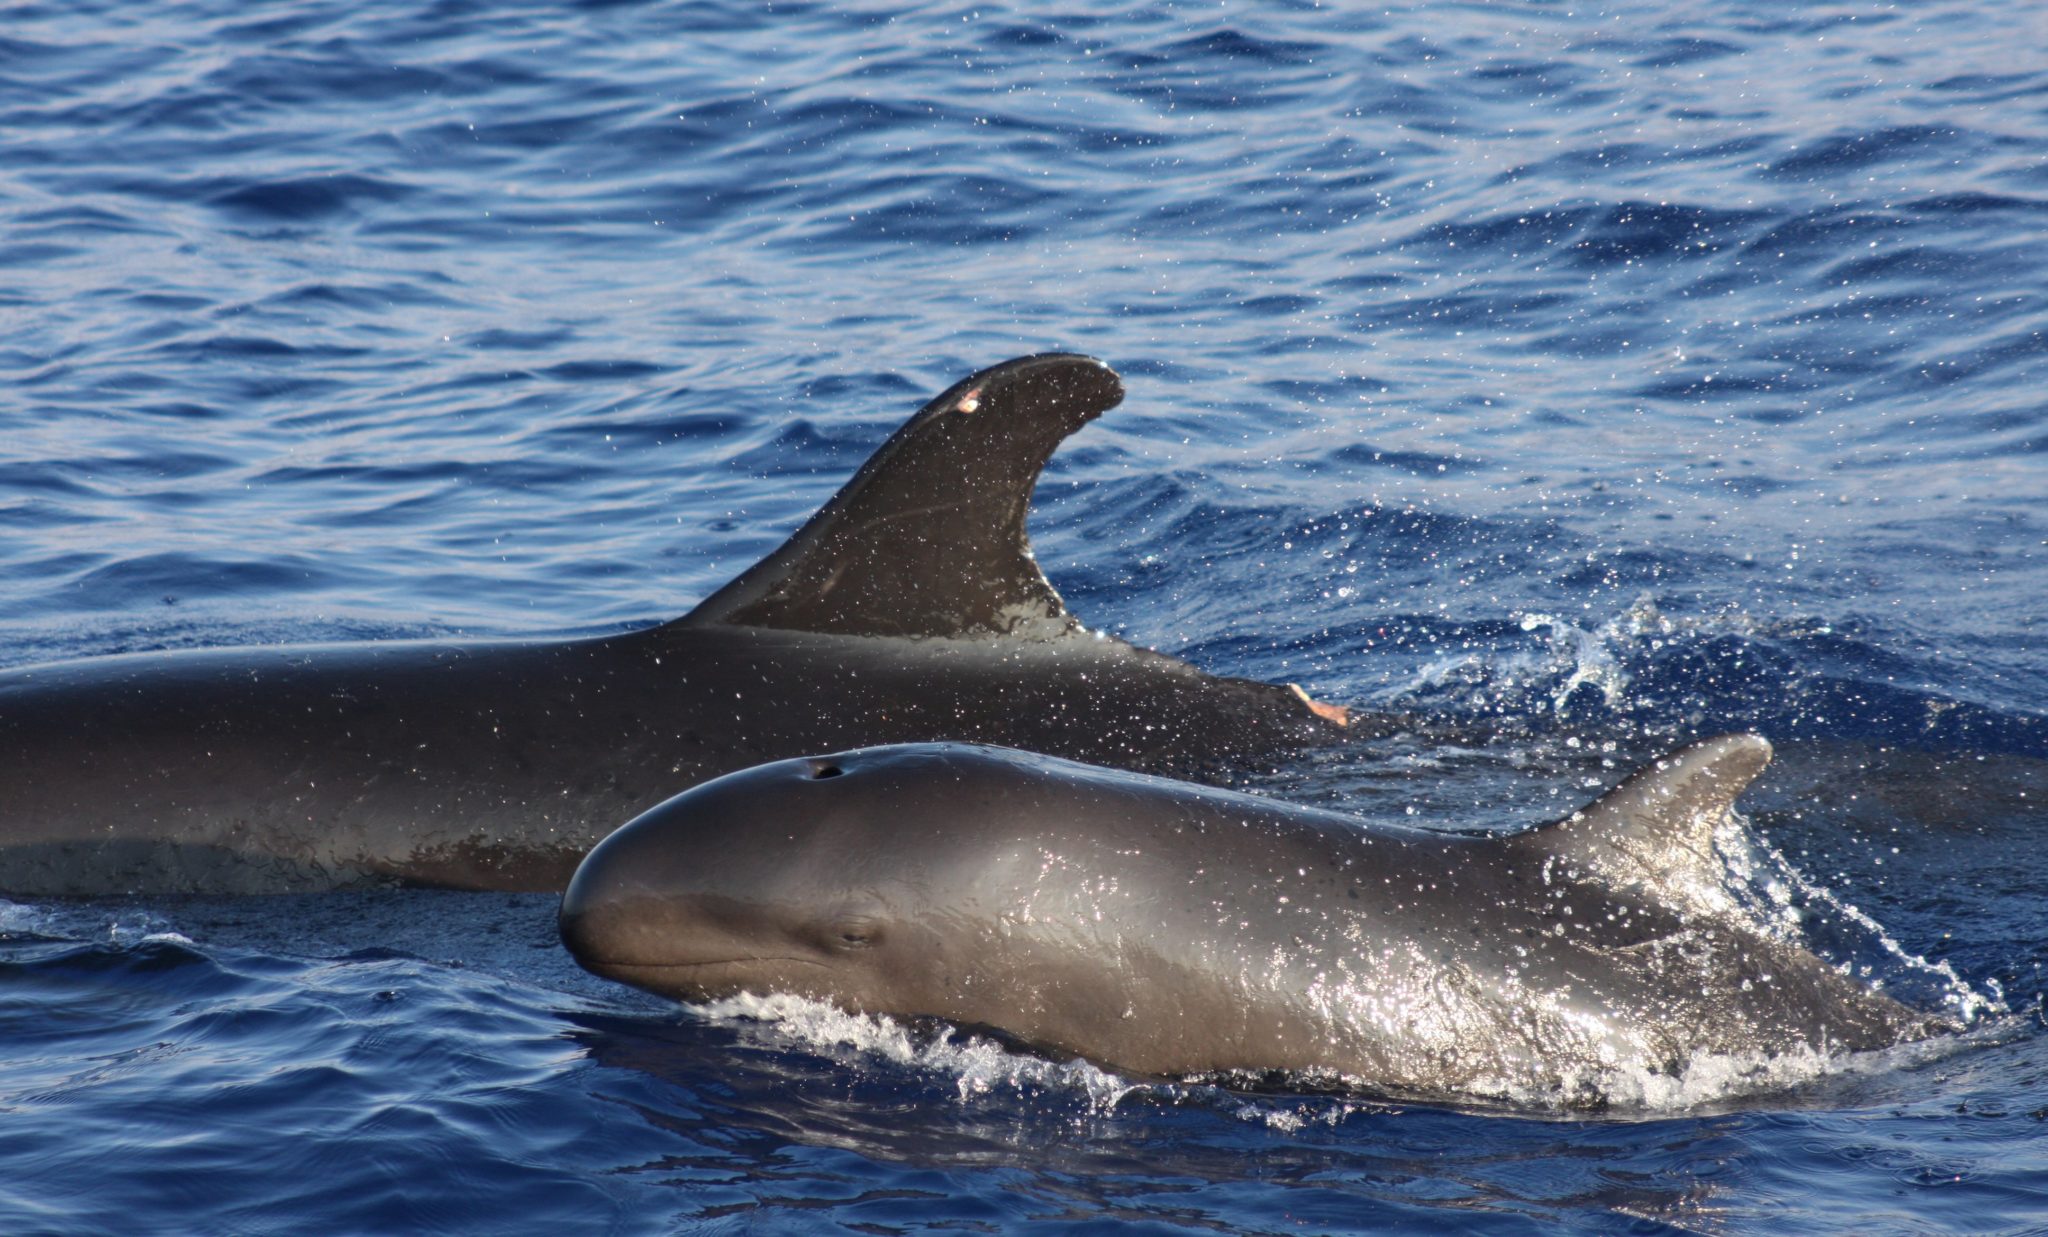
[[828, 919, 881, 949], [809, 907, 884, 953]]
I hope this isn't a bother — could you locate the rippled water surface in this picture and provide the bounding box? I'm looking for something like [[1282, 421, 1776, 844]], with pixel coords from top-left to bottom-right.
[[5, 1, 2047, 1231]]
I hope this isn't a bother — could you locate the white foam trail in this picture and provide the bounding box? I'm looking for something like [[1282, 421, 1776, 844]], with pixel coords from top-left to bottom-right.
[[686, 986, 1996, 1120], [695, 992, 1147, 1112], [1506, 1027, 1992, 1113]]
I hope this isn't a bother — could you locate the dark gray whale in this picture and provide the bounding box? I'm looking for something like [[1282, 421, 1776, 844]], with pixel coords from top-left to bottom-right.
[[0, 355, 1353, 895], [559, 738, 1947, 1103]]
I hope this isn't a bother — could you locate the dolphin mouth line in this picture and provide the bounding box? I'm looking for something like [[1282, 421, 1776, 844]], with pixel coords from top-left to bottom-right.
[[577, 955, 828, 972]]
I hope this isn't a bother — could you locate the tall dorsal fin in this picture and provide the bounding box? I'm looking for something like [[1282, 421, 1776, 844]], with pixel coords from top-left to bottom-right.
[[1515, 734, 1773, 910], [678, 354, 1123, 639]]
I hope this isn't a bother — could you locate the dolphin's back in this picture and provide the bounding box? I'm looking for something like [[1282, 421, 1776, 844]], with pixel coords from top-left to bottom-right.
[[749, 744, 1944, 1096], [0, 357, 1355, 895]]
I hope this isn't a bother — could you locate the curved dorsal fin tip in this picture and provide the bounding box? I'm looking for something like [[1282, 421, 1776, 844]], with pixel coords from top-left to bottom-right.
[[680, 355, 1124, 639], [1522, 732, 1774, 896], [1682, 731, 1774, 784], [1594, 732, 1774, 822]]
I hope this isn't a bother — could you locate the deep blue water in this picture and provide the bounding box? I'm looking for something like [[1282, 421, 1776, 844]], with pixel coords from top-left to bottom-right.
[[5, 0, 2048, 1231]]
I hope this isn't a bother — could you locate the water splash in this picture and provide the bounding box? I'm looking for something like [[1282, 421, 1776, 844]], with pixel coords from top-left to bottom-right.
[[1400, 594, 1703, 718], [1717, 819, 2006, 1026], [1516, 607, 1636, 714], [696, 992, 1148, 1113], [690, 968, 1990, 1119]]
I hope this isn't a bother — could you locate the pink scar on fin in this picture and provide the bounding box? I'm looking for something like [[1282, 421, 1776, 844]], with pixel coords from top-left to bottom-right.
[[955, 387, 982, 413], [1288, 684, 1351, 728]]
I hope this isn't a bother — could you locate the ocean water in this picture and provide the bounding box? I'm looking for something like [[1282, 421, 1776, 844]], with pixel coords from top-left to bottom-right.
[[4, 0, 2047, 1231]]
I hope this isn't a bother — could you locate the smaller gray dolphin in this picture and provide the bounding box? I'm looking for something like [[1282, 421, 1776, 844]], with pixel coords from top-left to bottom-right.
[[560, 738, 1949, 1102]]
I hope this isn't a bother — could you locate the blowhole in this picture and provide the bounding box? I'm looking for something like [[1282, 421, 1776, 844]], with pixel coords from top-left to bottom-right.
[[808, 761, 844, 779]]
